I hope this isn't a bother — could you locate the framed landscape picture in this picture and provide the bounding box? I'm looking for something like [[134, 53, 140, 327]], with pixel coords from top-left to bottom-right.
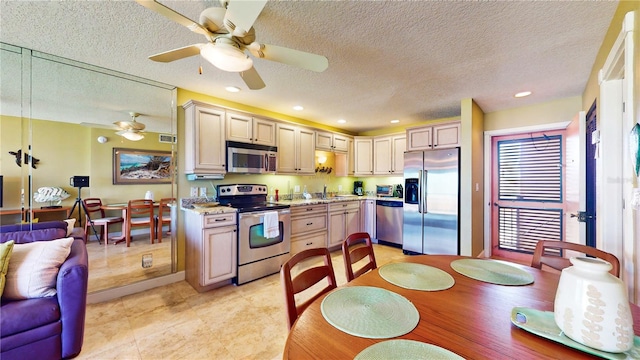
[[113, 148, 172, 185]]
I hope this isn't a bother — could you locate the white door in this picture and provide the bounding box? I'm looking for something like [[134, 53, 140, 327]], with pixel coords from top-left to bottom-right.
[[564, 111, 586, 247]]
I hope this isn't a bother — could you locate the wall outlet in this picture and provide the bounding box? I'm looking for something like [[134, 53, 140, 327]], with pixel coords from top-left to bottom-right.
[[199, 187, 207, 197], [190, 187, 198, 197], [338, 185, 343, 192], [294, 185, 300, 193], [142, 254, 153, 268]]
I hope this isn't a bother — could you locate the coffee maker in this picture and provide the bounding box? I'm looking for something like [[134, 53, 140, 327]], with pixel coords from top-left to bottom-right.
[[354, 181, 364, 196]]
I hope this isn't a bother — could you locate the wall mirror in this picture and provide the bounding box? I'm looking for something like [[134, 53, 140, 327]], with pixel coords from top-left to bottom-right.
[[0, 43, 178, 294]]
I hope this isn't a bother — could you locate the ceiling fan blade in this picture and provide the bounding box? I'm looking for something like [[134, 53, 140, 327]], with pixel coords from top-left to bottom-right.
[[114, 121, 146, 131], [239, 67, 265, 90], [224, 0, 267, 36], [149, 44, 204, 63], [252, 44, 329, 72], [80, 122, 119, 130], [135, 0, 210, 36]]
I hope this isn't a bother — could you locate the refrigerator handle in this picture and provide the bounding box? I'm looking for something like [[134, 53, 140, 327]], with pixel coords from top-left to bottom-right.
[[418, 170, 423, 214], [422, 170, 428, 214]]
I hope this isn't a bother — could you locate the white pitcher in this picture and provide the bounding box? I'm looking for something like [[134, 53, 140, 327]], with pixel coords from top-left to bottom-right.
[[144, 191, 154, 201], [554, 257, 633, 352]]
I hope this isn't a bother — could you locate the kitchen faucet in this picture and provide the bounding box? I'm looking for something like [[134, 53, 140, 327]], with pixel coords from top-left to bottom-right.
[[323, 184, 327, 199]]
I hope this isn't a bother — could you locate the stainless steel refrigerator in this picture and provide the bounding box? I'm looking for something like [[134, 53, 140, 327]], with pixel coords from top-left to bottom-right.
[[402, 148, 460, 255]]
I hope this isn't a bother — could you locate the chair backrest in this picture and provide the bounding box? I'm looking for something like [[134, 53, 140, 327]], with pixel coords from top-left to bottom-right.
[[280, 247, 337, 329], [83, 198, 105, 218], [159, 197, 175, 219], [127, 199, 154, 222], [531, 240, 620, 277], [342, 232, 377, 282]]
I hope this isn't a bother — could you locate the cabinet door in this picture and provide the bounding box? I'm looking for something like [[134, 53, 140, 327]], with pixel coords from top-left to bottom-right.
[[202, 226, 237, 285], [345, 209, 360, 240], [333, 134, 350, 152], [297, 128, 316, 174], [193, 105, 226, 173], [276, 124, 298, 173], [433, 122, 460, 148], [361, 200, 376, 238], [407, 126, 433, 151], [373, 136, 392, 175], [252, 117, 276, 146], [328, 211, 346, 248], [354, 137, 373, 175], [226, 112, 253, 143], [392, 135, 406, 173], [348, 138, 355, 175], [315, 131, 333, 150]]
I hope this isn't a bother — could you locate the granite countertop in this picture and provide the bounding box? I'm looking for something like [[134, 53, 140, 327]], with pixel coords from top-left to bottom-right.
[[277, 195, 403, 206], [181, 204, 237, 215]]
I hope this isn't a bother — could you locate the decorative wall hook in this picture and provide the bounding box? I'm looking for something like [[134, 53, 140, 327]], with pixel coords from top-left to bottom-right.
[[8, 149, 40, 169]]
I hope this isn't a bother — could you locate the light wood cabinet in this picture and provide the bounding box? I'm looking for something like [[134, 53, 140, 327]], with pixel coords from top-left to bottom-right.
[[354, 137, 374, 175], [407, 121, 460, 151], [277, 123, 315, 174], [226, 112, 276, 146], [183, 100, 226, 175], [316, 131, 350, 152], [290, 204, 328, 256], [184, 211, 237, 292], [328, 201, 360, 248], [373, 134, 405, 175]]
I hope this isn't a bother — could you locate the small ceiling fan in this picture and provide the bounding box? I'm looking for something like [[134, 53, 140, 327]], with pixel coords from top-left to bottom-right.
[[135, 0, 329, 90], [114, 112, 146, 141]]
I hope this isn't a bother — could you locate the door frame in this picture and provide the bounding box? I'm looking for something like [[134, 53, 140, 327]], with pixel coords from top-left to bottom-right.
[[483, 122, 570, 257]]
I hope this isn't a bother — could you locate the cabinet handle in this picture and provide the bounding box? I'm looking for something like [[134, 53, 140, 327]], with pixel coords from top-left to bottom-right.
[[306, 208, 313, 211], [433, 144, 438, 147], [306, 222, 313, 226], [214, 218, 227, 222], [306, 242, 313, 246]]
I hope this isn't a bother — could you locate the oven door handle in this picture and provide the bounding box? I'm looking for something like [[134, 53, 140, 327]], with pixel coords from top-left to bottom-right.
[[238, 209, 291, 218]]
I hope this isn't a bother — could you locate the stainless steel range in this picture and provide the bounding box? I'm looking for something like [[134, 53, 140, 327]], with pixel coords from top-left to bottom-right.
[[217, 184, 291, 285]]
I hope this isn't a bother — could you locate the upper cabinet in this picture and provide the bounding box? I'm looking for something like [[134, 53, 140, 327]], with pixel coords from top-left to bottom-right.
[[374, 134, 406, 175], [316, 131, 350, 152], [407, 121, 460, 151], [226, 112, 276, 146], [183, 100, 226, 175], [276, 123, 316, 174], [354, 137, 374, 175]]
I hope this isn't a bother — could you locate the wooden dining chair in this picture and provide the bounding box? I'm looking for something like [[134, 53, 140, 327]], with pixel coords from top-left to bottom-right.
[[82, 198, 124, 245], [126, 199, 155, 247], [531, 240, 620, 277], [156, 197, 175, 242], [342, 232, 377, 282], [281, 247, 337, 329]]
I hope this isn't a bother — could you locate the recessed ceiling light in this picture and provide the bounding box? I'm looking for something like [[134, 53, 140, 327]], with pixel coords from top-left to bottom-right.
[[514, 91, 532, 98], [337, 119, 346, 124], [390, 119, 400, 124], [293, 105, 304, 111], [225, 86, 241, 93]]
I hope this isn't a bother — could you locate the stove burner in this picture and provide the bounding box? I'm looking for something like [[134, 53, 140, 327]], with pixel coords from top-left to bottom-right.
[[217, 184, 290, 213]]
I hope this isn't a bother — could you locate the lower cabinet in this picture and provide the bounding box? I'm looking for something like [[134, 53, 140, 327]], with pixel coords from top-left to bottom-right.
[[361, 199, 376, 239], [184, 211, 237, 292], [290, 204, 328, 257], [328, 201, 360, 248]]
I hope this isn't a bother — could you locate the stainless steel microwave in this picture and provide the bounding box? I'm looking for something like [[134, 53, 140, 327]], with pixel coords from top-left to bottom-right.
[[376, 184, 394, 197], [226, 141, 277, 174]]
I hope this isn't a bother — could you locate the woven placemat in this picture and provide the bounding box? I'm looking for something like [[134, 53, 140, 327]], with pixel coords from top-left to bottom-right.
[[379, 263, 455, 291], [321, 286, 419, 339], [354, 340, 465, 360], [450, 259, 534, 286]]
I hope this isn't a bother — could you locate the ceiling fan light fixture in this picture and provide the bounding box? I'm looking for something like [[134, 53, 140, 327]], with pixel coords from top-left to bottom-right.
[[201, 42, 253, 72], [119, 130, 145, 141]]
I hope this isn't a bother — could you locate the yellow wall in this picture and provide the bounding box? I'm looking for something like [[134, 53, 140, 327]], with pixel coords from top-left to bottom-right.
[[460, 98, 484, 256], [484, 96, 582, 131]]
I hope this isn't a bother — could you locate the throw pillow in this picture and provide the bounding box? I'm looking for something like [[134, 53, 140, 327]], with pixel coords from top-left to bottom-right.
[[63, 218, 77, 236], [0, 241, 14, 297], [3, 237, 74, 300]]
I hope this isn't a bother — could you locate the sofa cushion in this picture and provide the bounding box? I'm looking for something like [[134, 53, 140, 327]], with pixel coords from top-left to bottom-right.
[[0, 241, 14, 297], [63, 219, 76, 237], [3, 237, 73, 300], [0, 296, 60, 337]]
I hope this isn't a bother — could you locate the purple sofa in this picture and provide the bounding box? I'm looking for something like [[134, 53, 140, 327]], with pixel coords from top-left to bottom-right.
[[0, 220, 88, 360]]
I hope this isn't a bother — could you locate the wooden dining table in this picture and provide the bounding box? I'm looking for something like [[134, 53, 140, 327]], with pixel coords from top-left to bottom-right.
[[101, 202, 159, 244], [283, 255, 640, 359]]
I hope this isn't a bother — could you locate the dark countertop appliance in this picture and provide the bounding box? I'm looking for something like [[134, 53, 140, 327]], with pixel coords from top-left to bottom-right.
[[217, 184, 291, 285], [354, 181, 363, 196]]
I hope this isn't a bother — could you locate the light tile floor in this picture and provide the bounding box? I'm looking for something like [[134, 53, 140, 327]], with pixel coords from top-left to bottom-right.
[[78, 244, 407, 360]]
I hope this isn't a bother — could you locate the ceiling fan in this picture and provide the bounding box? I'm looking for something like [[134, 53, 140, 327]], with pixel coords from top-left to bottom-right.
[[114, 112, 146, 141], [135, 0, 329, 90]]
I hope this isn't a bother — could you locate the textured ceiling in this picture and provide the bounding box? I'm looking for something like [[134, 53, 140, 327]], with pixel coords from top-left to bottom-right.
[[0, 0, 618, 133]]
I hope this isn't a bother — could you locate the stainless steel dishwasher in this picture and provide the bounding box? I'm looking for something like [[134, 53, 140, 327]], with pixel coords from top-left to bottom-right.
[[376, 200, 403, 245]]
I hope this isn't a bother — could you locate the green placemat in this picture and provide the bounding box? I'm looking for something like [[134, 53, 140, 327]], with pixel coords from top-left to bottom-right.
[[511, 307, 640, 359], [379, 263, 455, 291], [321, 286, 419, 339], [450, 259, 534, 286], [354, 339, 465, 360]]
